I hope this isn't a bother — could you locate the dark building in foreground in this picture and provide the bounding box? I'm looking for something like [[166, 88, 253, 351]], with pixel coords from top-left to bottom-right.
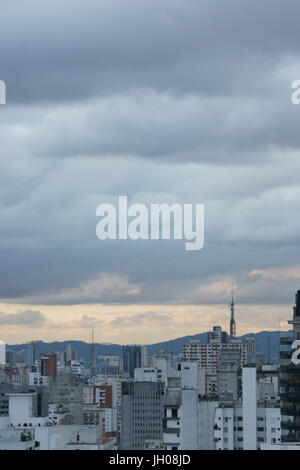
[[121, 381, 164, 449], [280, 290, 300, 442]]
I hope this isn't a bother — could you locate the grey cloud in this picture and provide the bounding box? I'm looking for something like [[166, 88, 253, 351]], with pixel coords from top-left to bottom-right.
[[0, 152, 299, 305], [109, 311, 171, 328], [0, 1, 299, 312], [1, 1, 300, 103], [47, 315, 103, 330], [0, 309, 46, 326]]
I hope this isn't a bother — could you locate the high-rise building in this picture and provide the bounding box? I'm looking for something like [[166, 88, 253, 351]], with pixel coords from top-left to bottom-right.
[[41, 354, 57, 381], [71, 349, 78, 361], [65, 344, 72, 362], [16, 349, 28, 364], [121, 381, 164, 449], [280, 289, 300, 443], [90, 325, 98, 377], [245, 335, 257, 365], [141, 346, 148, 367], [214, 401, 281, 450], [123, 345, 142, 378], [167, 362, 217, 450], [183, 338, 246, 371], [5, 349, 16, 367], [0, 341, 6, 365], [242, 367, 257, 450], [27, 341, 40, 368], [214, 366, 281, 450], [207, 326, 228, 344], [217, 350, 241, 401], [50, 372, 84, 424]]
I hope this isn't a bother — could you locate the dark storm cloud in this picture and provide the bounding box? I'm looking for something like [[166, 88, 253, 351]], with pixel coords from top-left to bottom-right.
[[1, 0, 300, 103], [0, 1, 300, 308]]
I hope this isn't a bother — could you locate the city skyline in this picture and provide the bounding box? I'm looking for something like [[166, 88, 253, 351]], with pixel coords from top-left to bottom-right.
[[0, 296, 291, 345], [1, 287, 299, 450], [2, 0, 300, 454]]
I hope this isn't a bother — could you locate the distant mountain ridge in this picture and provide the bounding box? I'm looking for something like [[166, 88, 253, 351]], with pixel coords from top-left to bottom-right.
[[7, 330, 290, 362]]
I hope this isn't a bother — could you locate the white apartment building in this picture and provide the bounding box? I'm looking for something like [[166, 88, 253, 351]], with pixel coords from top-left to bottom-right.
[[163, 363, 281, 451], [180, 362, 217, 450], [213, 368, 281, 450], [183, 339, 246, 370], [214, 405, 281, 450], [163, 362, 218, 450]]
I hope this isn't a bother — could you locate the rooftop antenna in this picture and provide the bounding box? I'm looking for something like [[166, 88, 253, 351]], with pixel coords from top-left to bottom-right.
[[229, 282, 236, 338]]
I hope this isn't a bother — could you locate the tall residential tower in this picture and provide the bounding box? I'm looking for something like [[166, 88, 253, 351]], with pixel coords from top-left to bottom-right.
[[280, 289, 300, 442]]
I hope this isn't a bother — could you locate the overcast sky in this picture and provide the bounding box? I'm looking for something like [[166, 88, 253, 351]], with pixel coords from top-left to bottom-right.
[[0, 0, 300, 344]]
